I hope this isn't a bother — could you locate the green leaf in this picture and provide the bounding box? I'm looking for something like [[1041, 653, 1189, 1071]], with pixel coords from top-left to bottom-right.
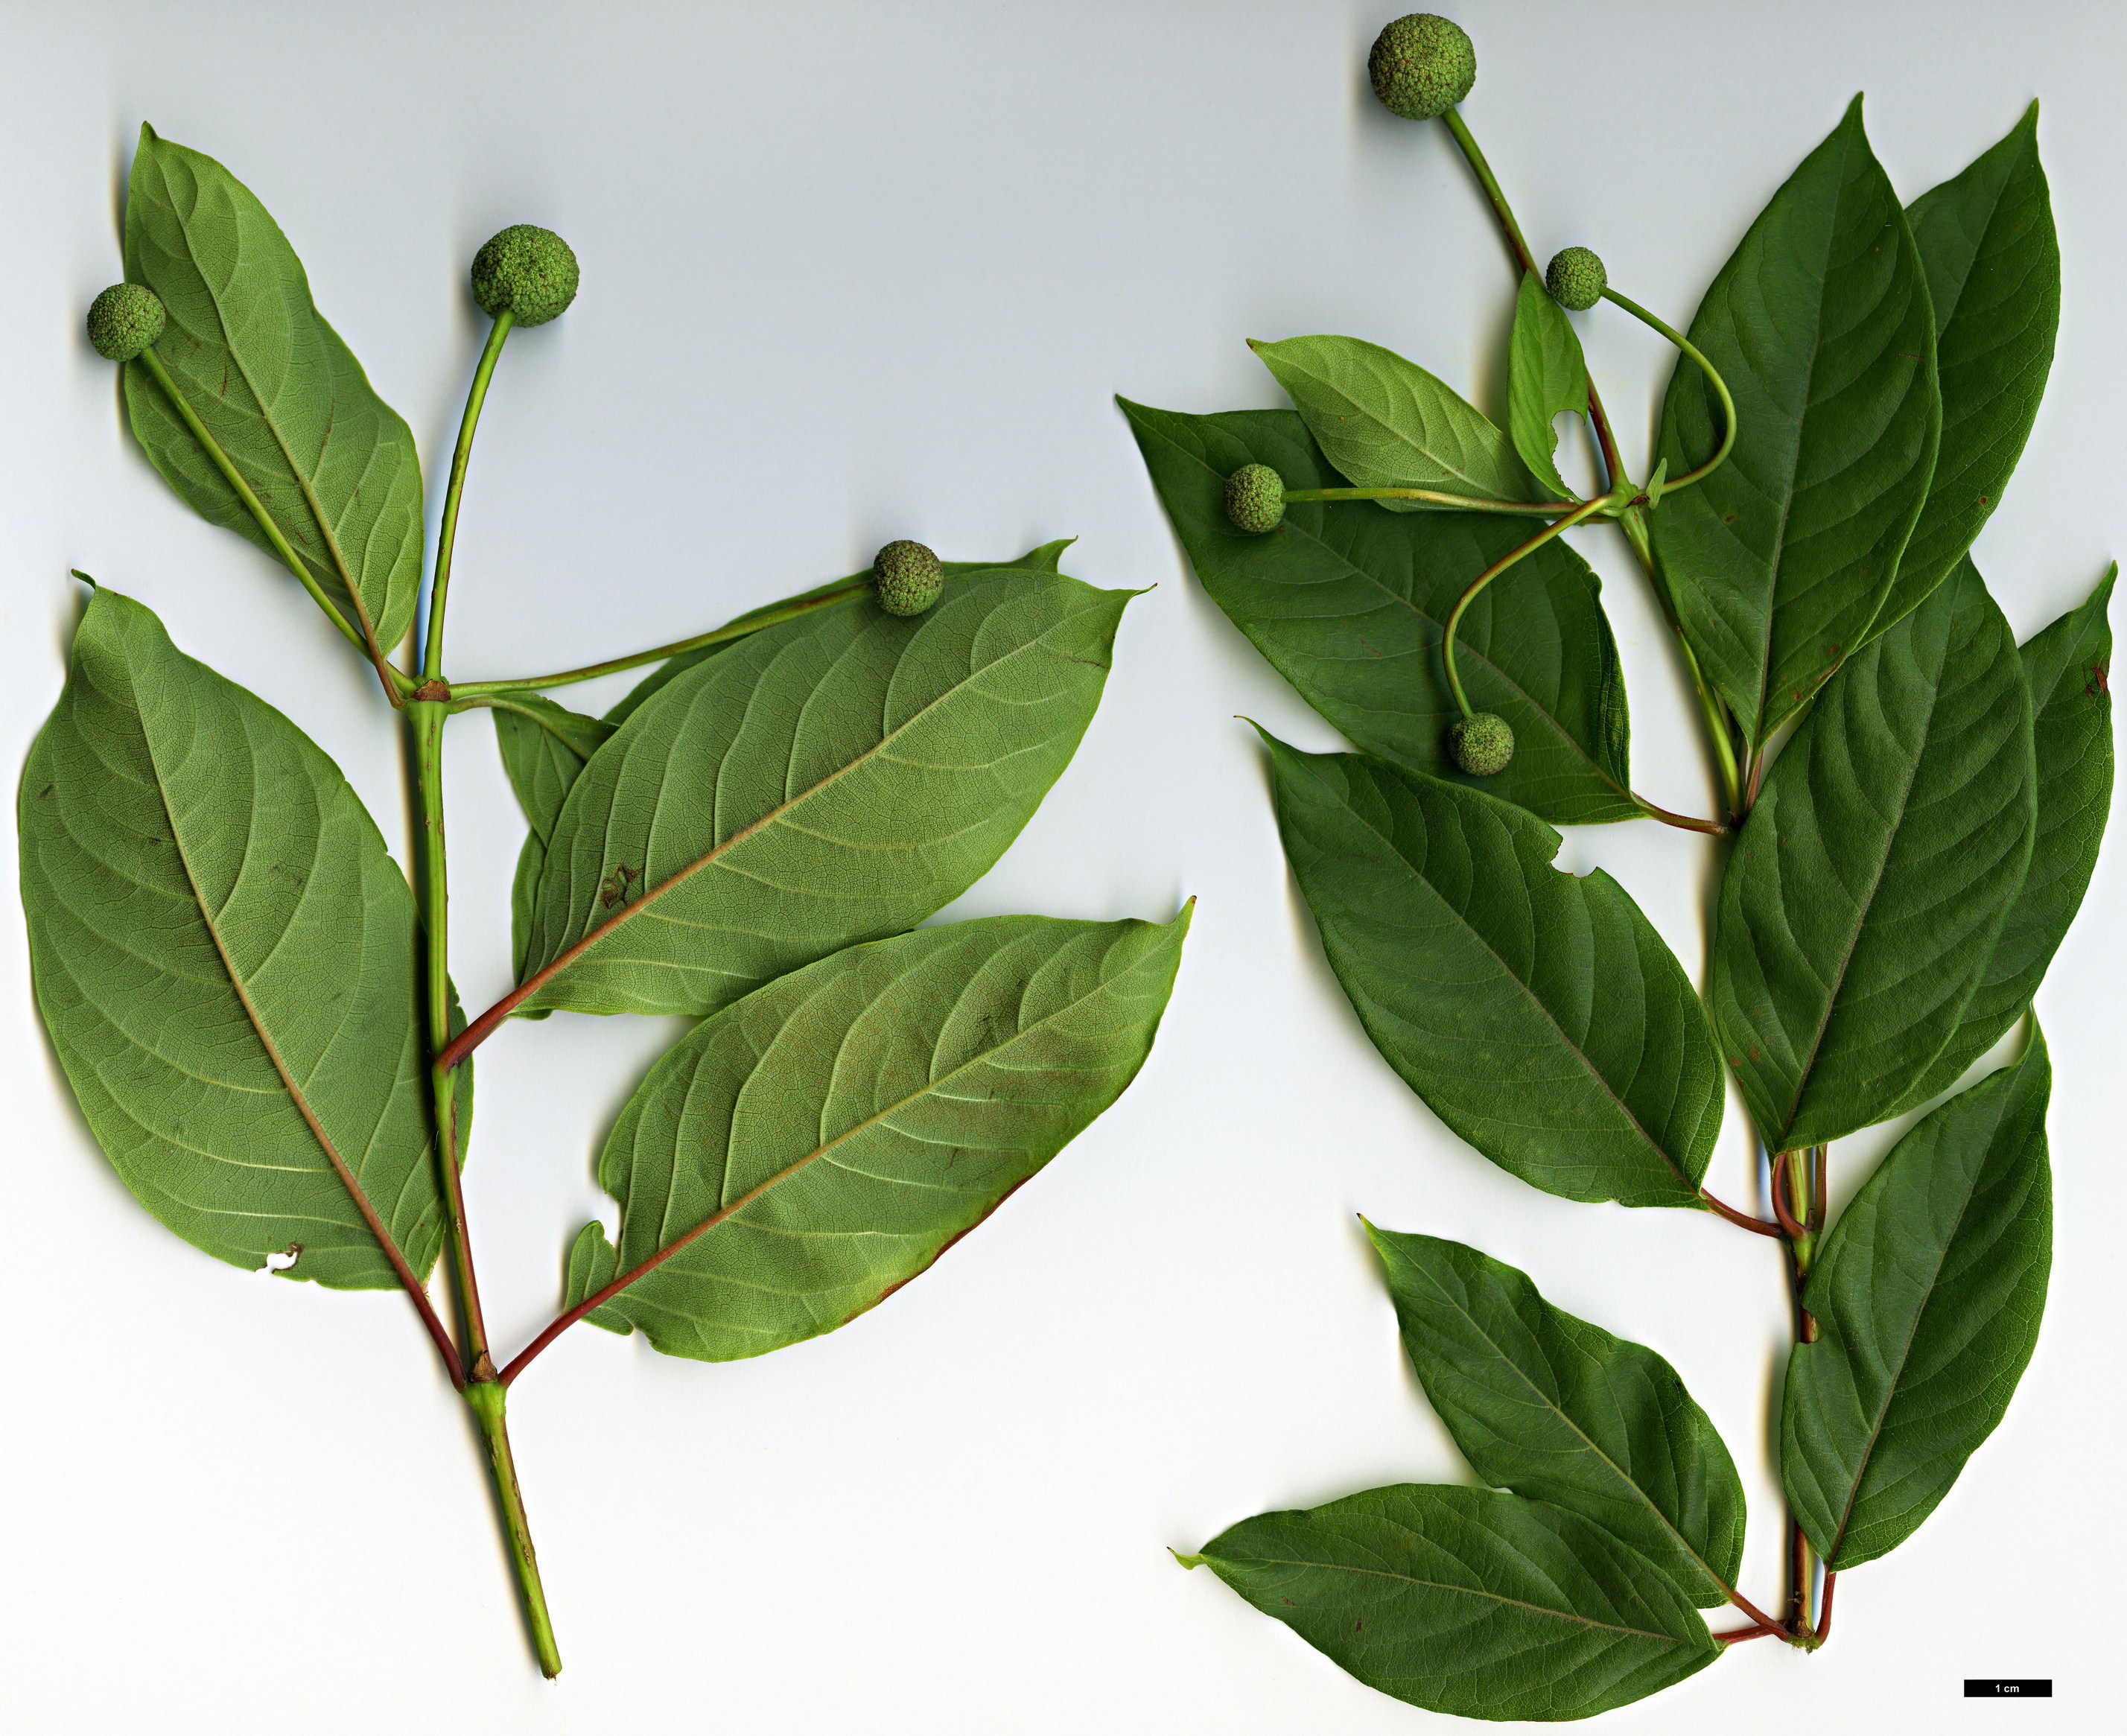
[[565, 909, 1189, 1360], [1713, 559, 2033, 1150], [1651, 96, 1942, 750], [486, 695, 614, 987], [516, 567, 1128, 1019], [1263, 737, 1720, 1207], [1191, 1485, 1719, 1722], [121, 127, 425, 652], [562, 1220, 626, 1332], [1507, 272, 1592, 501], [19, 589, 448, 1288], [1782, 1028, 2052, 1570], [602, 541, 1076, 728], [1121, 398, 1639, 824], [1250, 334, 1533, 509], [1895, 566, 2113, 1107], [1874, 104, 2059, 639], [1367, 1226, 1746, 1606]]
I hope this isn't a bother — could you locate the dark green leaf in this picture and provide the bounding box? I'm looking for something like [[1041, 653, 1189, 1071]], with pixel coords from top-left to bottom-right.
[[1121, 398, 1639, 824], [1367, 1226, 1745, 1606], [1713, 559, 2033, 1150], [1249, 334, 1532, 509], [1895, 566, 2113, 1107], [19, 589, 448, 1288], [1651, 96, 1942, 750], [564, 910, 1189, 1360], [121, 127, 425, 652], [1782, 1028, 2052, 1569], [1264, 737, 1720, 1206], [1186, 1485, 1719, 1722], [1873, 104, 2059, 638], [516, 567, 1128, 1018], [1508, 273, 1592, 502]]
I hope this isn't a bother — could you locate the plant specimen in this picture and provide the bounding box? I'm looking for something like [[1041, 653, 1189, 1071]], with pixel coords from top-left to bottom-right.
[[1126, 13, 2108, 1720], [28, 127, 1190, 1678]]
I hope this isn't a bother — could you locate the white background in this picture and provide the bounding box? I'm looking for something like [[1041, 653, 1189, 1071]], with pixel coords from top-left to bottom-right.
[[1, 1, 2119, 1729]]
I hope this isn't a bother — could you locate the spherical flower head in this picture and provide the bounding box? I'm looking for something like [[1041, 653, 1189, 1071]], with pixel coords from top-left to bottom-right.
[[874, 539, 944, 616], [1224, 463, 1285, 534], [1545, 247, 1607, 312], [1449, 710, 1516, 776], [471, 225, 579, 326], [1367, 14, 1475, 121], [86, 282, 166, 362]]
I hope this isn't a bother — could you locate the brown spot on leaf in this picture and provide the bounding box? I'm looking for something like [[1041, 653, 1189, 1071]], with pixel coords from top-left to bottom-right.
[[598, 863, 642, 909], [2089, 659, 2111, 697]]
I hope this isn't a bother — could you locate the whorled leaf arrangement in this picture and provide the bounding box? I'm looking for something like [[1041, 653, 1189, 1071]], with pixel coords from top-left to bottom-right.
[[1139, 12, 2106, 1721], [27, 126, 1189, 1677]]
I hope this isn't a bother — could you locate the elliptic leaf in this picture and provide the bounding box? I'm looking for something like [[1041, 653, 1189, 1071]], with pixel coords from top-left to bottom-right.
[[1782, 1030, 2052, 1569], [1874, 104, 2059, 638], [1368, 1227, 1745, 1606], [1651, 97, 1942, 750], [1508, 273, 1592, 502], [19, 589, 448, 1288], [1122, 398, 1638, 824], [1186, 1485, 1719, 1722], [121, 127, 425, 652], [1265, 737, 1720, 1207], [517, 567, 1129, 1018], [1250, 334, 1533, 509], [1895, 566, 2113, 1107], [564, 911, 1189, 1360], [1713, 559, 2033, 1150]]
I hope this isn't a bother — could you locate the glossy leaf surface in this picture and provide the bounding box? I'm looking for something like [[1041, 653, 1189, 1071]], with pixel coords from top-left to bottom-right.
[[1369, 1227, 1745, 1605], [1878, 104, 2059, 638], [1250, 334, 1531, 509], [1122, 398, 1638, 824], [516, 567, 1128, 1018], [1652, 97, 1942, 748], [1508, 273, 1592, 502], [1186, 1485, 1718, 1722], [1783, 1031, 2052, 1569], [1265, 737, 1719, 1206], [1713, 560, 2033, 1150], [121, 127, 425, 652], [1897, 566, 2112, 1107], [20, 590, 446, 1288], [564, 910, 1189, 1359]]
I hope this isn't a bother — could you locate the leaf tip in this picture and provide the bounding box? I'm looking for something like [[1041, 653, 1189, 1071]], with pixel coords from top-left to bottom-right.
[[68, 568, 96, 590], [1170, 1548, 1207, 1571]]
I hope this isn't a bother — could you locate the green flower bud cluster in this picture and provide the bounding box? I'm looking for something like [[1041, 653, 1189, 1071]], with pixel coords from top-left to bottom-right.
[[1367, 13, 1475, 121], [1449, 710, 1515, 776], [1545, 246, 1606, 311], [1224, 464, 1286, 534], [471, 225, 580, 327], [86, 283, 166, 362], [874, 539, 944, 616]]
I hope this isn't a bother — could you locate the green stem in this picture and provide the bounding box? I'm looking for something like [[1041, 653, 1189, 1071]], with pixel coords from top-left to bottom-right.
[[425, 312, 514, 681], [1778, 1145, 1823, 1643], [1282, 486, 1572, 516], [1441, 495, 1611, 716], [1600, 288, 1737, 494], [448, 579, 872, 699], [136, 348, 413, 704], [465, 1379, 562, 1678]]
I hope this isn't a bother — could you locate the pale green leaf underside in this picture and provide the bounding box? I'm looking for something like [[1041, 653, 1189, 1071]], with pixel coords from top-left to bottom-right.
[[1121, 398, 1638, 824], [19, 589, 446, 1288], [489, 695, 613, 986], [121, 127, 424, 652], [1508, 273, 1592, 502], [1713, 560, 2033, 1150], [1265, 738, 1720, 1207], [1250, 334, 1532, 509], [1652, 96, 1942, 749], [1782, 1031, 2051, 1569], [567, 910, 1189, 1360], [517, 567, 1128, 1019], [1369, 1227, 1744, 1605], [1194, 1484, 1718, 1722]]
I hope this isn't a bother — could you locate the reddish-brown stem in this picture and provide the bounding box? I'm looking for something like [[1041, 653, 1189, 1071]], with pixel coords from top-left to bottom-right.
[[1700, 1187, 1783, 1237], [1634, 794, 1729, 836], [1770, 1152, 1808, 1240], [1712, 1622, 1782, 1644], [1816, 1570, 1837, 1645], [1726, 1589, 1787, 1635], [1811, 1145, 1828, 1234]]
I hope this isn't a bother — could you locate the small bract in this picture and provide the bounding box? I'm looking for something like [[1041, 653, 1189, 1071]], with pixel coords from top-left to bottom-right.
[[1367, 13, 1475, 122], [86, 283, 166, 362], [471, 225, 579, 327], [873, 539, 944, 615]]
